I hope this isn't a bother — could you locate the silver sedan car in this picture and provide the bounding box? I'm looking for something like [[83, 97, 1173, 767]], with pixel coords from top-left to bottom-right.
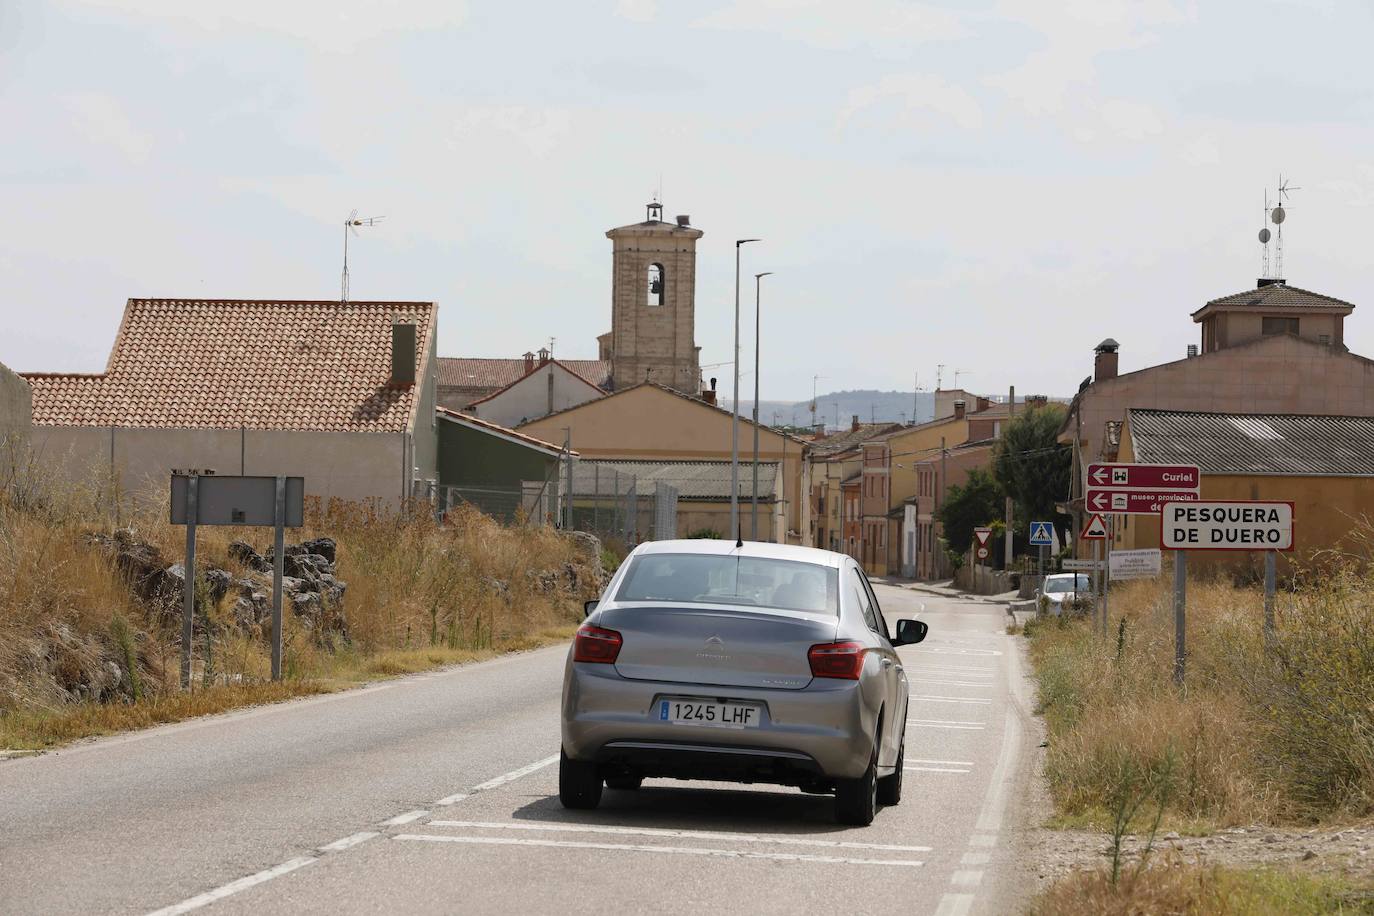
[[560, 539, 928, 825]]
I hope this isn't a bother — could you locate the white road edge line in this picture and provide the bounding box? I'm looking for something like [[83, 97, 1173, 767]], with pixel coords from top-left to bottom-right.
[[908, 723, 985, 730], [950, 869, 984, 888], [424, 819, 933, 852], [905, 766, 970, 773], [910, 718, 987, 726], [317, 831, 379, 853], [470, 754, 560, 793], [144, 856, 316, 916], [379, 809, 430, 827], [395, 833, 924, 867]]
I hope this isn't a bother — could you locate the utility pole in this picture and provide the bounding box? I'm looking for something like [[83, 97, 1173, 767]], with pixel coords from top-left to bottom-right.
[[1005, 385, 1015, 570], [730, 238, 760, 538], [751, 270, 772, 541]]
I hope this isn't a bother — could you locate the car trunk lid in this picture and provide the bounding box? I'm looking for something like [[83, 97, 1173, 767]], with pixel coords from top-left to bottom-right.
[[601, 604, 836, 691]]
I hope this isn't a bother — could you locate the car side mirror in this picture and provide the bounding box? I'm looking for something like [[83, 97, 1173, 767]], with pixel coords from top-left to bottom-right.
[[893, 618, 928, 646], [583, 599, 599, 618]]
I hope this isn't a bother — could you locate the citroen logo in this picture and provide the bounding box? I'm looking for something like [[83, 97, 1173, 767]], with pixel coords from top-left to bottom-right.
[[705, 635, 724, 649]]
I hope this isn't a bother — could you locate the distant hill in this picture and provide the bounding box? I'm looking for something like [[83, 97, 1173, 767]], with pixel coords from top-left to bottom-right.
[[750, 390, 935, 430]]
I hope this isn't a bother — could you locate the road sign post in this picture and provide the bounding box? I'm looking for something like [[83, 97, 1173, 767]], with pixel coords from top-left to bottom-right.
[[1160, 500, 1295, 684], [172, 474, 304, 687], [1173, 550, 1187, 685]]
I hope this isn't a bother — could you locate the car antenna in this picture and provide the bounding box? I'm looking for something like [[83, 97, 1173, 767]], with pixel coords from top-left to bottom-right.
[[736, 523, 744, 550]]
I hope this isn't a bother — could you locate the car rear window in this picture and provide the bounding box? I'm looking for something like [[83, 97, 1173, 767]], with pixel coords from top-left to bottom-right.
[[614, 553, 839, 614]]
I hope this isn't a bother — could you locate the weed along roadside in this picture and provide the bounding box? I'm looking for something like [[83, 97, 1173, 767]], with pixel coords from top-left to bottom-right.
[[1017, 558, 1374, 910], [0, 488, 607, 751]]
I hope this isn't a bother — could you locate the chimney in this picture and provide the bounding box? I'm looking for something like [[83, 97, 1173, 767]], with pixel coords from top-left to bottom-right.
[[701, 376, 718, 406], [1094, 338, 1120, 382], [1186, 344, 1199, 358], [675, 214, 691, 227], [953, 400, 966, 420], [390, 321, 417, 385], [523, 351, 536, 374], [851, 414, 861, 432], [537, 347, 551, 366], [975, 396, 991, 413]]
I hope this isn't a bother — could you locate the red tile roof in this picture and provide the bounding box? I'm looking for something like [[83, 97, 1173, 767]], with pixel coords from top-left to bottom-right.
[[438, 357, 611, 391], [23, 298, 435, 432]]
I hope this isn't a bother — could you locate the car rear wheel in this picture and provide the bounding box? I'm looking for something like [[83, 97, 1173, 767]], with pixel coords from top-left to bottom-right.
[[559, 749, 603, 809], [877, 739, 904, 806], [835, 747, 878, 826], [604, 774, 643, 791]]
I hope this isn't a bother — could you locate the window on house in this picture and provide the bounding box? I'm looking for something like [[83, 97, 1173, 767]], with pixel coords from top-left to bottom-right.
[[647, 263, 664, 306], [1262, 316, 1299, 336]]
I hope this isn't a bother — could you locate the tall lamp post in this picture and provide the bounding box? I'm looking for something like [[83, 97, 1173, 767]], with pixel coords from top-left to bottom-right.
[[751, 271, 773, 540], [731, 238, 760, 541]]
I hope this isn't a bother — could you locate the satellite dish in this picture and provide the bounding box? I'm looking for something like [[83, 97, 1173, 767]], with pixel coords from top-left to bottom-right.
[[1271, 205, 1286, 225], [1258, 227, 1271, 243]]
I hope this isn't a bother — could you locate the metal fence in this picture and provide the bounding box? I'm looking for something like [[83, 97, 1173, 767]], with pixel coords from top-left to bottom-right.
[[420, 479, 556, 526], [564, 462, 679, 545]]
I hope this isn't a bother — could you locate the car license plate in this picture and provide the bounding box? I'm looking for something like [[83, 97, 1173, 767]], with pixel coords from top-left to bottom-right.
[[658, 699, 760, 728]]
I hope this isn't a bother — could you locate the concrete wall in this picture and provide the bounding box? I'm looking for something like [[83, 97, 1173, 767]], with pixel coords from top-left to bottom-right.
[[471, 363, 604, 428], [1072, 335, 1374, 465], [28, 426, 408, 509], [1216, 313, 1343, 352], [1, 362, 32, 479], [410, 329, 440, 495]]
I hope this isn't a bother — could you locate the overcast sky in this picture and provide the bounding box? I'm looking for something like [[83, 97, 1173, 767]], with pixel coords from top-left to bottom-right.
[[3, 0, 1372, 401]]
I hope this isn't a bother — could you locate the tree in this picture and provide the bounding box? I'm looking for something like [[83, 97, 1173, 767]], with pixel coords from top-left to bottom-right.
[[936, 467, 1005, 554], [993, 405, 1072, 525]]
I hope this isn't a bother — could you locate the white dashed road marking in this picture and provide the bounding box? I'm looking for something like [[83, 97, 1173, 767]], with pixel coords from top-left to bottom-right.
[[396, 833, 926, 867], [908, 758, 974, 767], [905, 766, 970, 773], [379, 809, 429, 827], [911, 695, 992, 704], [423, 819, 933, 853], [469, 754, 560, 793], [433, 792, 470, 806], [144, 857, 317, 916], [317, 832, 379, 853]]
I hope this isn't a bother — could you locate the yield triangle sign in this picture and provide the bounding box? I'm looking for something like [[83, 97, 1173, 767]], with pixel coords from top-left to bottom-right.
[[973, 526, 992, 546], [1080, 513, 1108, 540]]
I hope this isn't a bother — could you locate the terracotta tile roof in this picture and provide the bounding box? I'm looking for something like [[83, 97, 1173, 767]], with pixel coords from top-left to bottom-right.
[[1193, 283, 1355, 318], [438, 357, 611, 391], [23, 298, 435, 432], [810, 423, 903, 455]]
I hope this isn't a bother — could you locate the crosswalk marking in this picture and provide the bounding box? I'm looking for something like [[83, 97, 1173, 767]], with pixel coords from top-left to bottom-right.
[[395, 833, 925, 867], [423, 820, 933, 852]]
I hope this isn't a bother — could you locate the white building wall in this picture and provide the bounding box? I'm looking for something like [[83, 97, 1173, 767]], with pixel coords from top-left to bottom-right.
[[28, 426, 408, 510], [472, 363, 604, 428]]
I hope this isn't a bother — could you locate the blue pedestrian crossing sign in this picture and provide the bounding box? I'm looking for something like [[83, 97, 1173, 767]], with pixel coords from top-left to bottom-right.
[[1029, 521, 1054, 546]]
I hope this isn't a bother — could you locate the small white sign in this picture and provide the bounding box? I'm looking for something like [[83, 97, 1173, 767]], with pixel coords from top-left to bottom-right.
[[1160, 501, 1294, 551], [1109, 548, 1162, 580], [1062, 558, 1103, 571]]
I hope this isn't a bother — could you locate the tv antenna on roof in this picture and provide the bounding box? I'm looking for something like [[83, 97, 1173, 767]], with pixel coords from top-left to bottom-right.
[[1258, 190, 1273, 279], [1272, 175, 1299, 281], [341, 209, 385, 304]]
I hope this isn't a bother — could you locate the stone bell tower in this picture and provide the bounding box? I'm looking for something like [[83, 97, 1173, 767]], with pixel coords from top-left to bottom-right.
[[603, 202, 703, 393]]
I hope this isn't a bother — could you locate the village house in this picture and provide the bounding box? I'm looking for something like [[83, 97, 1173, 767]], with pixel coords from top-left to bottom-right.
[[805, 419, 901, 552], [18, 298, 569, 512], [1061, 278, 1374, 548], [1112, 407, 1374, 574]]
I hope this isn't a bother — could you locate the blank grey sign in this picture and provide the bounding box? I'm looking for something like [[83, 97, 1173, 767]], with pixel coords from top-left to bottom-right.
[[171, 476, 305, 527]]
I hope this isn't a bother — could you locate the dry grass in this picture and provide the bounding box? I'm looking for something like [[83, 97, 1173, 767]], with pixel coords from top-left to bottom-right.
[[1026, 565, 1374, 830], [1031, 857, 1374, 916], [0, 461, 599, 749]]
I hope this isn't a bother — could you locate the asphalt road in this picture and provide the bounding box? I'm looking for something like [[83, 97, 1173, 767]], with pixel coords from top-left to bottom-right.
[[1, 584, 1041, 916]]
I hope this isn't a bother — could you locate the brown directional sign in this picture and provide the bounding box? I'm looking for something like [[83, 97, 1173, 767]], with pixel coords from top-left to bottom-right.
[[1086, 462, 1200, 516]]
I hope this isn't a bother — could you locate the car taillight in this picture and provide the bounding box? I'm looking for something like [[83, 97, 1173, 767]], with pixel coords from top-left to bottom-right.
[[808, 641, 866, 679], [573, 625, 622, 664]]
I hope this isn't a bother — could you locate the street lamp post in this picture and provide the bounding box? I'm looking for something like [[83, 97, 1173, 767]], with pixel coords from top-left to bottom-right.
[[752, 271, 773, 540], [731, 238, 760, 541]]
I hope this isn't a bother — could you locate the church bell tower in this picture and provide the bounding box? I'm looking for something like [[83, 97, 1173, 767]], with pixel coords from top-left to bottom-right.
[[603, 202, 703, 394]]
